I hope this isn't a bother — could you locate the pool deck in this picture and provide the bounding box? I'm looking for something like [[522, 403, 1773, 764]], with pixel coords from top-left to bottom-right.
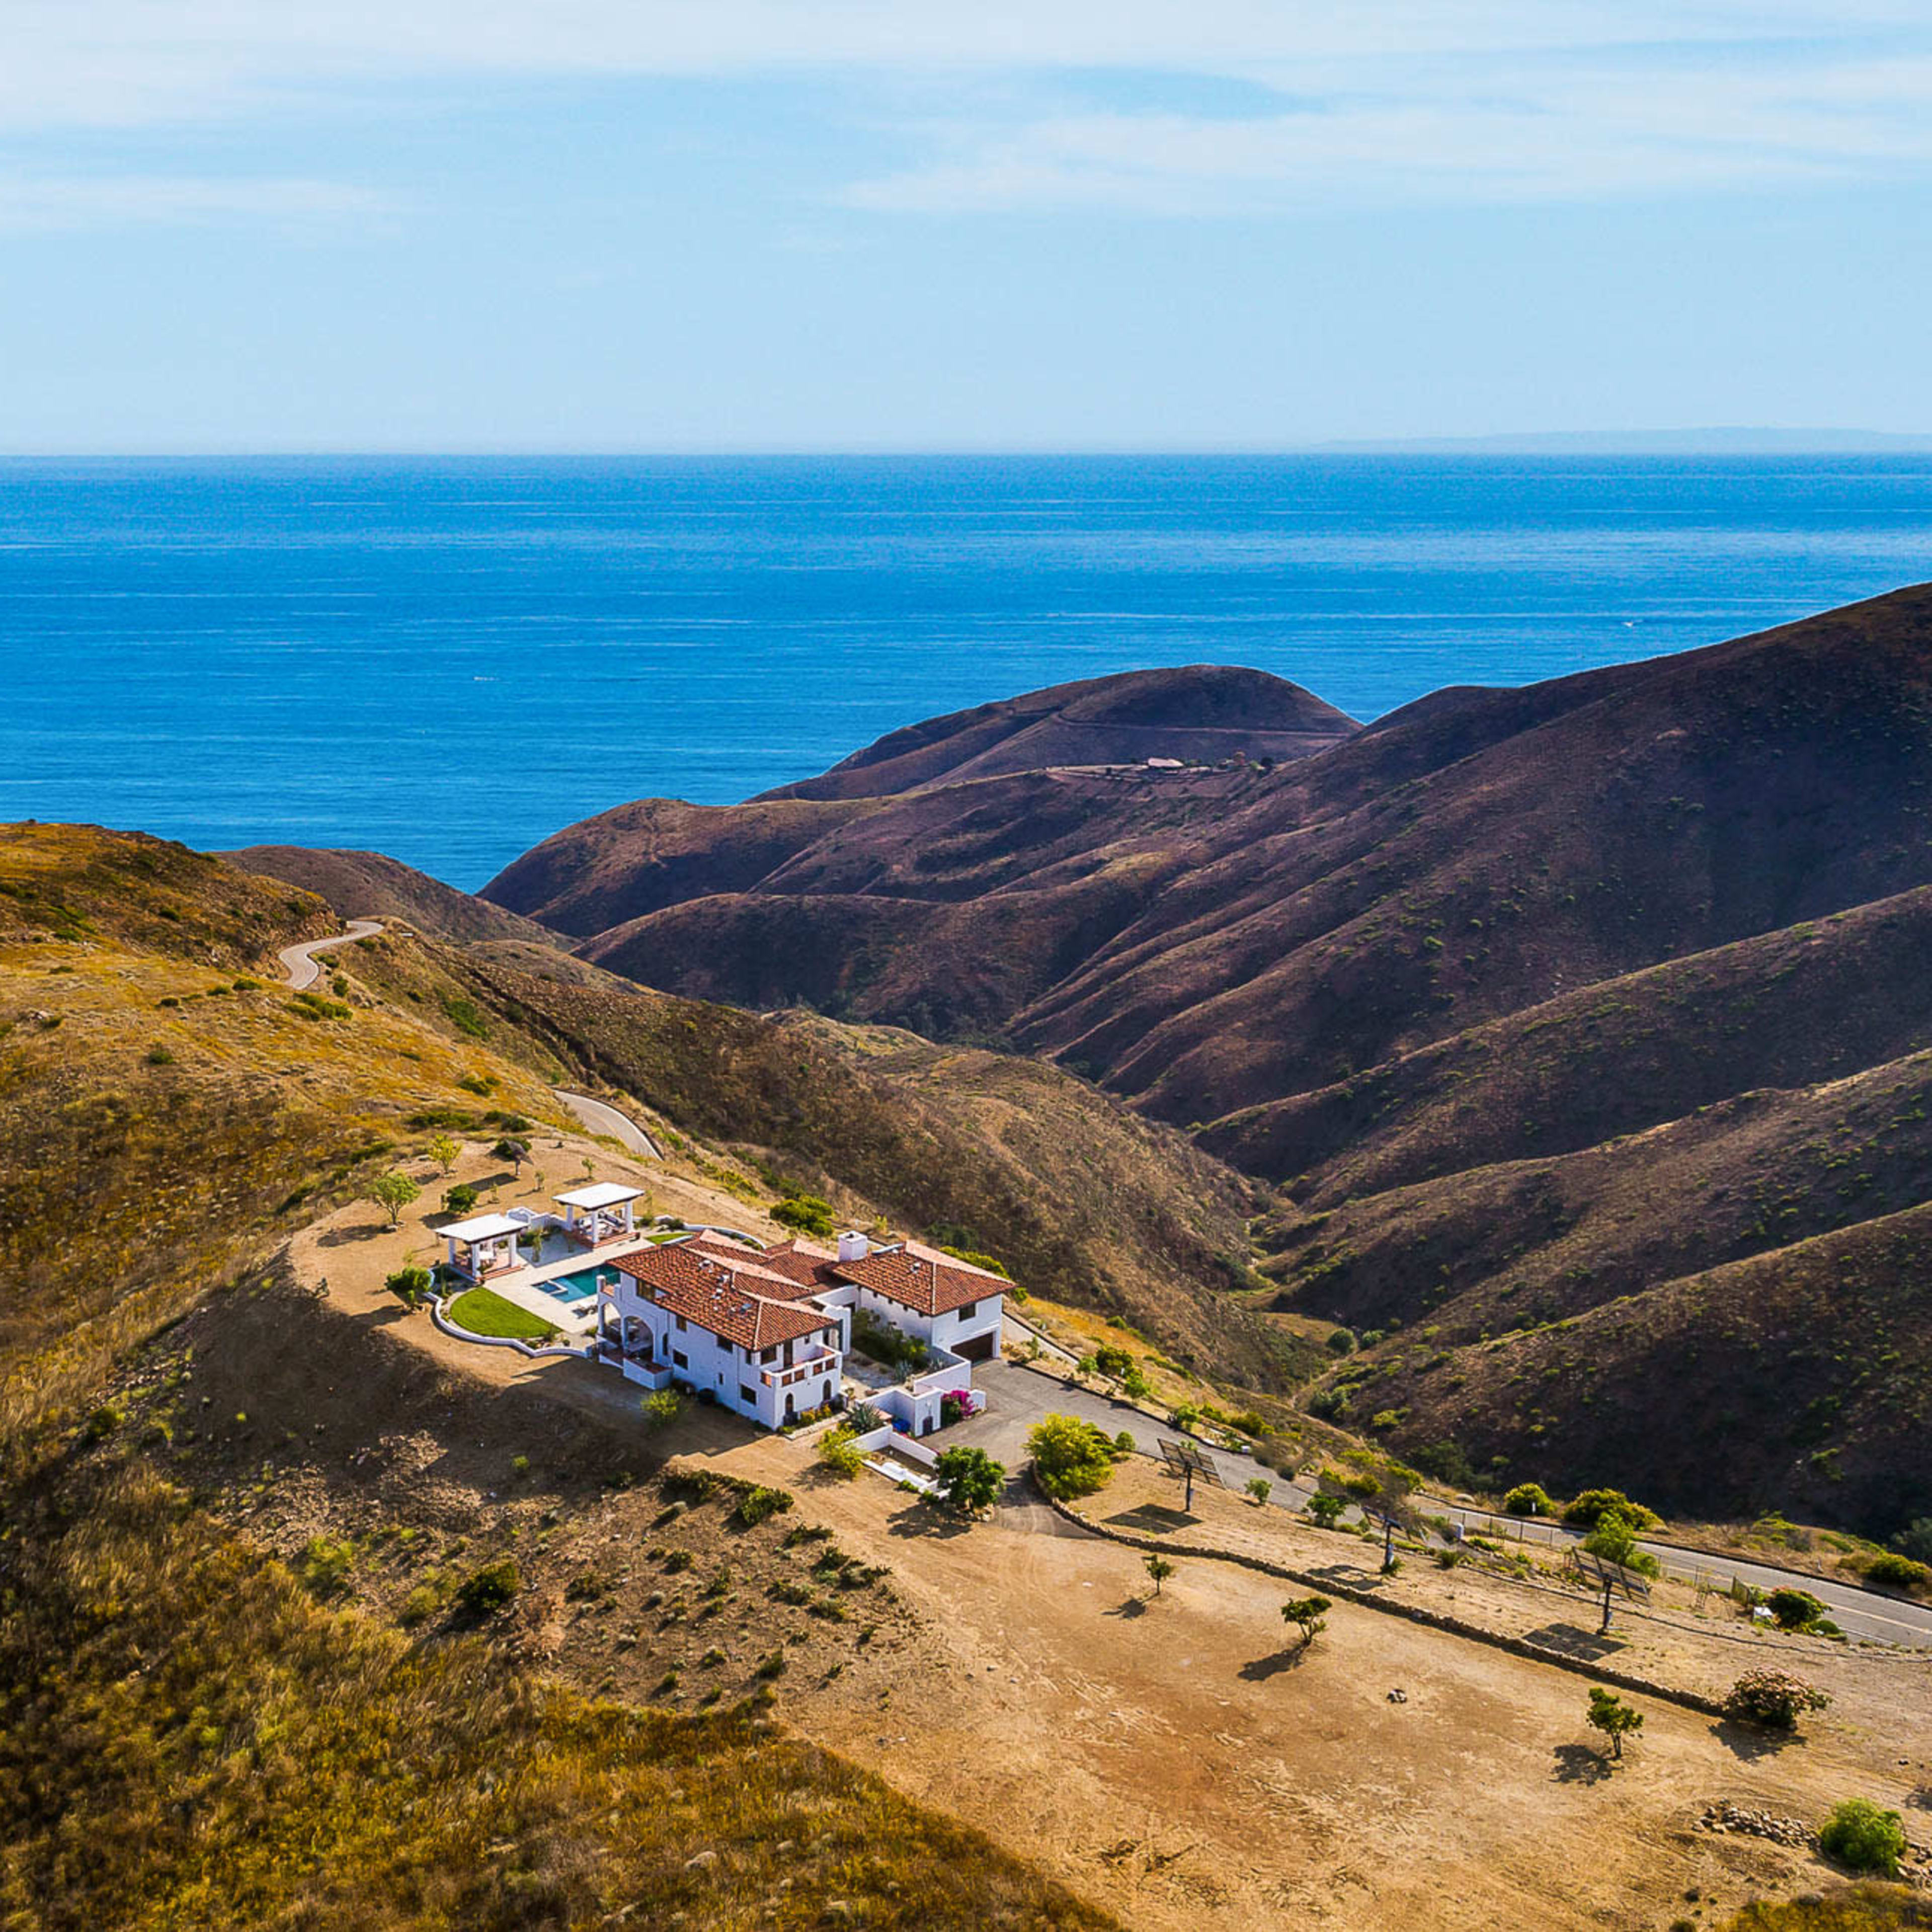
[[471, 1245, 648, 1339]]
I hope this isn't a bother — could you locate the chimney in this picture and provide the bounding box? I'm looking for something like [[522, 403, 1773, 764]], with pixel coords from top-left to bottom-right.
[[837, 1230, 869, 1263]]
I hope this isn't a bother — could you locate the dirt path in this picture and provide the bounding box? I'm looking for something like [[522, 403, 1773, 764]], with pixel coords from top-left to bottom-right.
[[278, 918, 381, 989]]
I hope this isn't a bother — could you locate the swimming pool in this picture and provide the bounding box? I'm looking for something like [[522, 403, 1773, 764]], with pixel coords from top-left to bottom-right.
[[537, 1267, 609, 1306]]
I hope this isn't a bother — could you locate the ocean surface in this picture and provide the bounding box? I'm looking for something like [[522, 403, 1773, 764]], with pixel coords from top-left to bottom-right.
[[4, 454, 1930, 890]]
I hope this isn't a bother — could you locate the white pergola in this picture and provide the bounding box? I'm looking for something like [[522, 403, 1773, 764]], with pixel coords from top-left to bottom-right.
[[442, 1211, 526, 1280], [555, 1181, 645, 1245]]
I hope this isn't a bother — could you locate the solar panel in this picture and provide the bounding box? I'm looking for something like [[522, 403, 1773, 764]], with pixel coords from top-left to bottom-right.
[[1157, 1438, 1224, 1505]]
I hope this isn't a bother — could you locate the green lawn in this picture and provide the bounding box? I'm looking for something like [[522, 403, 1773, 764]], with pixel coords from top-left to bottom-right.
[[447, 1286, 557, 1342]]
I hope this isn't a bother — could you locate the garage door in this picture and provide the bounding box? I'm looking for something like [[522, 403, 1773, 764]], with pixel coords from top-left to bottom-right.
[[953, 1331, 997, 1362]]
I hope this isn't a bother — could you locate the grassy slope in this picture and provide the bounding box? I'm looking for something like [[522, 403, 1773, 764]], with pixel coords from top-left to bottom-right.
[[0, 1455, 1114, 1932]]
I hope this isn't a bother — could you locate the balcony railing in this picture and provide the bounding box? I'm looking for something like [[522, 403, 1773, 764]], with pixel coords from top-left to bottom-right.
[[761, 1348, 838, 1390]]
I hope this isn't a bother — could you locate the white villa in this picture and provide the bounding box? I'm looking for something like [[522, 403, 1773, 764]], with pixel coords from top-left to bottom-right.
[[595, 1228, 1008, 1432]]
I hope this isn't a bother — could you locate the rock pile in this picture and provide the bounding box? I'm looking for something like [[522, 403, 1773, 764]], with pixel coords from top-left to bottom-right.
[[1696, 1801, 1812, 1849]]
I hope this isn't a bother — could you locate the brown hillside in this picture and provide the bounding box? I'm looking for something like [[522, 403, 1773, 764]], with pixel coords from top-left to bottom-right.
[[755, 662, 1358, 801], [222, 842, 559, 945]]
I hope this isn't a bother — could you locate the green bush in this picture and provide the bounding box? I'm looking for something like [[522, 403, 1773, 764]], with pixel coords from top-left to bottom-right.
[[1819, 1799, 1907, 1878], [1503, 1482, 1555, 1517], [455, 1560, 521, 1616], [443, 1183, 480, 1216], [1767, 1587, 1829, 1631], [1325, 1328, 1357, 1356], [1862, 1551, 1931, 1593], [1892, 1518, 1932, 1565], [771, 1195, 836, 1238], [1306, 1493, 1347, 1529], [817, 1428, 865, 1480], [732, 1486, 794, 1528], [1562, 1488, 1661, 1531], [440, 994, 489, 1039], [1028, 1415, 1116, 1501], [384, 1265, 433, 1306], [1092, 1345, 1135, 1382], [931, 1446, 1005, 1515]]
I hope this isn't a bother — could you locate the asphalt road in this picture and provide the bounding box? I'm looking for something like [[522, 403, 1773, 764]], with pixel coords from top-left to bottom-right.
[[278, 918, 382, 990], [553, 1089, 660, 1158], [956, 1360, 1932, 1648]]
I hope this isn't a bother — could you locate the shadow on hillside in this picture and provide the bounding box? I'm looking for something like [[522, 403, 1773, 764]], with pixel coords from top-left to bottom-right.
[[1710, 1718, 1806, 1762], [1307, 1562, 1382, 1590], [1551, 1744, 1612, 1785], [317, 1221, 386, 1247], [884, 1502, 973, 1542], [1104, 1596, 1148, 1620], [1238, 1646, 1307, 1681], [1107, 1505, 1195, 1534], [1522, 1622, 1627, 1663]]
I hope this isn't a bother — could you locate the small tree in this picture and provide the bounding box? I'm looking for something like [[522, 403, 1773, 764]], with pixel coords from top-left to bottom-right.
[[1306, 1492, 1347, 1530], [1093, 1344, 1135, 1383], [1282, 1594, 1331, 1648], [933, 1445, 1006, 1515], [367, 1170, 420, 1228], [817, 1426, 865, 1480], [1144, 1553, 1176, 1596], [640, 1389, 685, 1430], [493, 1136, 531, 1175], [1563, 1489, 1660, 1532], [427, 1132, 460, 1175], [1723, 1668, 1832, 1731], [1819, 1798, 1906, 1878], [1586, 1687, 1643, 1760], [1246, 1476, 1273, 1506], [1028, 1414, 1116, 1501], [1766, 1586, 1828, 1631], [443, 1182, 480, 1216]]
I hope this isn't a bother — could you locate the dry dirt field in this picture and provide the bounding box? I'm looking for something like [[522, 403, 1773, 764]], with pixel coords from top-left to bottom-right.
[[242, 1146, 1932, 1932]]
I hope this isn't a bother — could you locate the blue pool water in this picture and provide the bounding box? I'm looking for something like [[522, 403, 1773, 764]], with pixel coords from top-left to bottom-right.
[[538, 1268, 608, 1306], [3, 454, 1929, 887]]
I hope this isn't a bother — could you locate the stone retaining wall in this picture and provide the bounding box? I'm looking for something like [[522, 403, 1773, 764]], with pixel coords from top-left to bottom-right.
[[1041, 1486, 1730, 1718]]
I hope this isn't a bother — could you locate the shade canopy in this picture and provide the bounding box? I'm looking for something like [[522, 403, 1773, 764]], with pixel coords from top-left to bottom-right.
[[555, 1183, 645, 1211], [440, 1212, 525, 1242]]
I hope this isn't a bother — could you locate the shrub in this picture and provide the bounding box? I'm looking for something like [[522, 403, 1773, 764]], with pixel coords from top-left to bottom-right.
[[440, 994, 489, 1039], [145, 1044, 176, 1066], [1246, 1477, 1272, 1505], [1862, 1551, 1931, 1593], [455, 1560, 520, 1616], [754, 1650, 788, 1680], [1306, 1492, 1347, 1529], [817, 1428, 866, 1480], [384, 1265, 432, 1306], [298, 1538, 356, 1598], [640, 1389, 685, 1429], [1723, 1668, 1832, 1730], [1819, 1799, 1907, 1878], [931, 1445, 1005, 1515], [771, 1195, 836, 1238], [1325, 1328, 1357, 1356], [1562, 1489, 1660, 1532], [844, 1401, 886, 1434], [1092, 1345, 1135, 1382], [732, 1486, 794, 1528], [1583, 1514, 1661, 1579], [1892, 1518, 1932, 1565], [1767, 1587, 1829, 1631], [1113, 1431, 1137, 1458], [1503, 1482, 1555, 1517], [442, 1183, 480, 1216], [83, 1404, 125, 1442], [1028, 1414, 1116, 1501]]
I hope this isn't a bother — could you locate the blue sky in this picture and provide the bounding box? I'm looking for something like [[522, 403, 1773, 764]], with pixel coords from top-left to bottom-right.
[[6, 1, 1931, 450]]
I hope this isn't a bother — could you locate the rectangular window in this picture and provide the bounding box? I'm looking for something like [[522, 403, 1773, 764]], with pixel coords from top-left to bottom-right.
[[740, 1385, 754, 1404], [671, 1348, 688, 1369], [673, 1314, 686, 1332]]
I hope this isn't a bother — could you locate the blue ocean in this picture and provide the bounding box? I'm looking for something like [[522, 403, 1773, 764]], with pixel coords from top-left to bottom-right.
[[4, 454, 1929, 890]]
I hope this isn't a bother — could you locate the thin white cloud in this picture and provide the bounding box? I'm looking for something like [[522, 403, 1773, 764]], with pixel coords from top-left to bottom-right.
[[0, 175, 391, 232], [3, 1, 1930, 216]]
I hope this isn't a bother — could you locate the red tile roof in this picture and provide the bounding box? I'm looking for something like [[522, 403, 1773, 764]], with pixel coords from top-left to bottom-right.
[[610, 1243, 836, 1352], [830, 1243, 1004, 1318], [751, 1237, 848, 1293]]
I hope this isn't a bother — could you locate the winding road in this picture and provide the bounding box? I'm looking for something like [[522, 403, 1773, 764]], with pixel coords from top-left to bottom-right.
[[278, 918, 382, 990], [554, 1089, 660, 1158]]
